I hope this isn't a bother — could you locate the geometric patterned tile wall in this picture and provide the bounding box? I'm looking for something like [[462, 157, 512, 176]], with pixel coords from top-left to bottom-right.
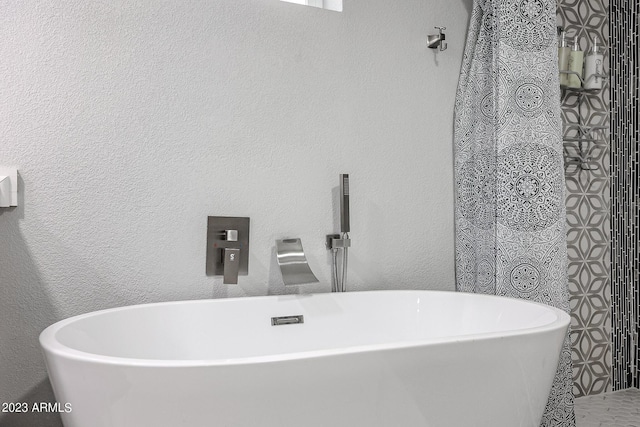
[[610, 0, 640, 391], [557, 0, 612, 397]]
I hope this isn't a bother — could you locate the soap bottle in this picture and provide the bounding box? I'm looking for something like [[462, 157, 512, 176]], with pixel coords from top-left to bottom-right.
[[584, 36, 604, 90], [566, 36, 584, 89], [558, 30, 570, 86]]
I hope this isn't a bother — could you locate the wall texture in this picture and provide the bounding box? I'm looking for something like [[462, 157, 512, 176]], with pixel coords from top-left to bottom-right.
[[557, 0, 612, 398], [0, 1, 471, 425], [610, 0, 639, 391]]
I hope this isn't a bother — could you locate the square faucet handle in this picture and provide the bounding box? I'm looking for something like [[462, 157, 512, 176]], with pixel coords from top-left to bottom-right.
[[224, 230, 238, 242]]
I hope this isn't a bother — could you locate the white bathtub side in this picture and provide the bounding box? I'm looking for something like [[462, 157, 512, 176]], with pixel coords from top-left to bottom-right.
[[43, 324, 568, 427], [40, 291, 570, 427]]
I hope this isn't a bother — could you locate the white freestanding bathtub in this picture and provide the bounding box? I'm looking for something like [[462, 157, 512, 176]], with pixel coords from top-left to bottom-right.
[[40, 290, 569, 427]]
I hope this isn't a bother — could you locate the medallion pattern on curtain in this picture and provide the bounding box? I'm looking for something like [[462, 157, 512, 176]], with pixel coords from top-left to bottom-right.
[[454, 1, 575, 425]]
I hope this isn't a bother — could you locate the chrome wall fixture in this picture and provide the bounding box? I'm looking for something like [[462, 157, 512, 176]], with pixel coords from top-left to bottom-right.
[[275, 238, 319, 286], [326, 174, 351, 292], [206, 216, 250, 284], [427, 26, 447, 51]]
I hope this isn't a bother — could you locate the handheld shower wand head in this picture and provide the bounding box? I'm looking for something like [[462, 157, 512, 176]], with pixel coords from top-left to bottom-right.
[[340, 174, 350, 234]]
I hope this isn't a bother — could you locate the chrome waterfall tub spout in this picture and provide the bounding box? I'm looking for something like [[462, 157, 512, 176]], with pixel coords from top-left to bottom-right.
[[276, 238, 319, 285]]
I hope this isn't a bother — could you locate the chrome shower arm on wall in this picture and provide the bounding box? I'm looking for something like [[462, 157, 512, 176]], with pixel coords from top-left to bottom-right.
[[427, 26, 447, 51]]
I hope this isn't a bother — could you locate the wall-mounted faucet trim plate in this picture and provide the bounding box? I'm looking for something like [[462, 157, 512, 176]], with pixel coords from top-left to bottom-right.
[[206, 216, 250, 284]]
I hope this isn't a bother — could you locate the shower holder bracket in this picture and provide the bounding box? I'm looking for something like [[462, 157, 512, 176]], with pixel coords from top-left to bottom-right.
[[326, 234, 350, 249]]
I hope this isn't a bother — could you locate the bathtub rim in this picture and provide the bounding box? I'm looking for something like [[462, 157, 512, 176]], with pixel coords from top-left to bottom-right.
[[39, 290, 570, 368]]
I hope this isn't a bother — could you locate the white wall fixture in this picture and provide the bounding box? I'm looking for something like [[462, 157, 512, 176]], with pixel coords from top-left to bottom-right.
[[280, 0, 342, 12], [0, 167, 18, 208]]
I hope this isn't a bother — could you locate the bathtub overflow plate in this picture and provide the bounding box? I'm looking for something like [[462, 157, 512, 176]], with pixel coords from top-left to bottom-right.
[[271, 315, 304, 326]]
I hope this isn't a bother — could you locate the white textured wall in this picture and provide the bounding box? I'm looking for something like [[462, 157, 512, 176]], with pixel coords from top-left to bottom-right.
[[0, 0, 470, 425]]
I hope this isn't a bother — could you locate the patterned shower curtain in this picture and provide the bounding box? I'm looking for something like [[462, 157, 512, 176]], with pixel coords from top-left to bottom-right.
[[454, 1, 575, 426]]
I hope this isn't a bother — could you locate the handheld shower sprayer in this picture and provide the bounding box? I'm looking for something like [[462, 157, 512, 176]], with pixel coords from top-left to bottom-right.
[[327, 174, 351, 292], [340, 174, 350, 234]]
